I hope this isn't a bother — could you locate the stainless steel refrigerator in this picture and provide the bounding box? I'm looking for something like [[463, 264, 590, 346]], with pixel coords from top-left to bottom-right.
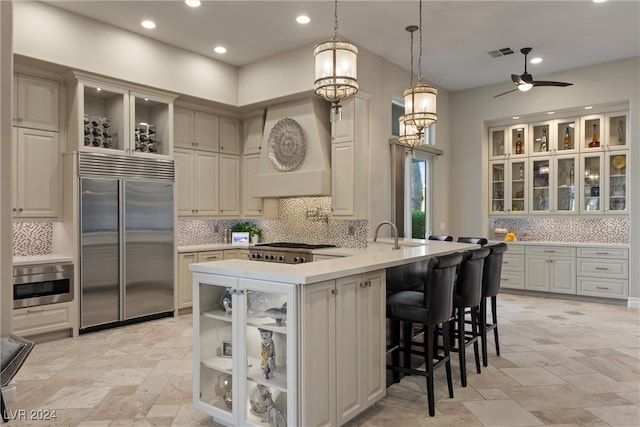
[[79, 154, 174, 331]]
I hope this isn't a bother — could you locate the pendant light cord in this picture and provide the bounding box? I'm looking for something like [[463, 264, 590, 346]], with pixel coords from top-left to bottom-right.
[[417, 0, 423, 82], [409, 29, 415, 87], [333, 0, 338, 39]]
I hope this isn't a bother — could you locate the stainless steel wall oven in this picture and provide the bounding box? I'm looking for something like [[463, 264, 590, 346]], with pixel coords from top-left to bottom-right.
[[13, 262, 74, 308]]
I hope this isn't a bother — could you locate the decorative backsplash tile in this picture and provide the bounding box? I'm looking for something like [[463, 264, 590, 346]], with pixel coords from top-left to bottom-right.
[[489, 217, 629, 243], [177, 197, 369, 248], [13, 222, 53, 256]]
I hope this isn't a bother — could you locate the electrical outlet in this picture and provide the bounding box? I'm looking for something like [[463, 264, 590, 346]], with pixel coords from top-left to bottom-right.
[[348, 225, 355, 235]]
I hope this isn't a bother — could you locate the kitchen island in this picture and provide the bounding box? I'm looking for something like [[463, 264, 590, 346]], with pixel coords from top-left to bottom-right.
[[190, 240, 476, 426]]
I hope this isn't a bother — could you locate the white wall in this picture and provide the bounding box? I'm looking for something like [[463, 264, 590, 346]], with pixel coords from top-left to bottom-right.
[[449, 57, 640, 300], [13, 1, 238, 105], [1, 0, 13, 335]]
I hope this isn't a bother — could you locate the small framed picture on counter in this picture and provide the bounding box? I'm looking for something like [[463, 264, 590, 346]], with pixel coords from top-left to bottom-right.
[[232, 232, 249, 246]]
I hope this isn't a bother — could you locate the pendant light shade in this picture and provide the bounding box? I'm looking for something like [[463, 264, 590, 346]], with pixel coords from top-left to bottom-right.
[[398, 114, 420, 149], [403, 0, 437, 134], [314, 0, 358, 121]]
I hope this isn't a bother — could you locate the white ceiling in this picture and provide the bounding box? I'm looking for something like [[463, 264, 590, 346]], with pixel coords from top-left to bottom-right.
[[40, 0, 640, 92]]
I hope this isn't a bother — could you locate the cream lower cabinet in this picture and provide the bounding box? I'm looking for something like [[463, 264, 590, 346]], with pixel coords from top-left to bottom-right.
[[178, 250, 240, 310], [301, 270, 386, 426], [577, 247, 629, 299], [13, 302, 74, 338], [193, 273, 297, 426], [13, 127, 61, 218], [525, 246, 576, 294], [500, 244, 525, 290]]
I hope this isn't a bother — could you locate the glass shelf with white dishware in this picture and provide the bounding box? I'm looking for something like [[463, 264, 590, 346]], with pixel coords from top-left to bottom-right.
[[606, 151, 628, 213]]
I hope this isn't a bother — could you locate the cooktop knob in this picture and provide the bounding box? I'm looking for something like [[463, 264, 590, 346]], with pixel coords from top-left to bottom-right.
[[278, 255, 285, 262], [293, 256, 300, 263]]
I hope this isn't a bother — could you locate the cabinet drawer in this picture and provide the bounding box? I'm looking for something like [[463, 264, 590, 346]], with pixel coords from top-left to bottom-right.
[[505, 244, 525, 254], [501, 271, 525, 289], [526, 246, 576, 257], [198, 251, 223, 262], [577, 258, 628, 279], [577, 277, 628, 299], [577, 247, 628, 259], [502, 254, 524, 271], [13, 304, 71, 336]]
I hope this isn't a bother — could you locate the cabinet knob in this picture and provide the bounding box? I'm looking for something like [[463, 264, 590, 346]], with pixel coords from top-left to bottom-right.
[[331, 289, 337, 295], [18, 208, 23, 212], [12, 208, 16, 212], [220, 146, 224, 150]]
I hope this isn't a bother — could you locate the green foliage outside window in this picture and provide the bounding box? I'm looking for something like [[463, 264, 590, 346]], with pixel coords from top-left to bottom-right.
[[412, 210, 426, 239]]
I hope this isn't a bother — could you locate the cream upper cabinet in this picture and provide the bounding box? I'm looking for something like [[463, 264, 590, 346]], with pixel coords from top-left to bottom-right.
[[13, 128, 61, 218], [219, 117, 240, 154], [331, 94, 369, 218], [173, 107, 195, 149], [488, 126, 508, 159], [243, 115, 263, 154], [489, 158, 528, 215], [67, 72, 174, 158], [219, 154, 240, 216], [528, 120, 552, 157], [14, 73, 59, 131], [604, 111, 628, 151], [242, 153, 262, 216], [174, 148, 218, 216], [195, 111, 221, 152]]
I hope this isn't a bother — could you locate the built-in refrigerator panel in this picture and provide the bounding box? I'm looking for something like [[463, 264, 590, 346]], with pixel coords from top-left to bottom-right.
[[124, 180, 174, 319], [80, 178, 121, 329]]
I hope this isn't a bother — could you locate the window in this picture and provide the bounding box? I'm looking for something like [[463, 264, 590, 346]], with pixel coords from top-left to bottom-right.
[[405, 149, 433, 238]]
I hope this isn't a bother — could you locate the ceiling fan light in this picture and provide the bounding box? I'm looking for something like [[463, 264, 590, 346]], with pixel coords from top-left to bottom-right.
[[517, 82, 533, 92]]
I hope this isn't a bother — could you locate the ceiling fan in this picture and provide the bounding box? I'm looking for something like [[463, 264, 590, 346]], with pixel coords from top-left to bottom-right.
[[494, 47, 573, 98]]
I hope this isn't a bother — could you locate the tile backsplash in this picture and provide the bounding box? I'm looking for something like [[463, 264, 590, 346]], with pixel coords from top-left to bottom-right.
[[489, 217, 629, 243], [13, 222, 53, 256], [177, 197, 369, 248]]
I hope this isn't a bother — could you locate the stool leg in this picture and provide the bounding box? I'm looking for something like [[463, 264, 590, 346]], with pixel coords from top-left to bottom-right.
[[480, 297, 489, 367], [425, 325, 435, 417], [457, 308, 467, 387], [403, 321, 412, 373], [471, 306, 481, 374], [492, 296, 500, 357], [389, 318, 401, 383], [442, 320, 454, 399]]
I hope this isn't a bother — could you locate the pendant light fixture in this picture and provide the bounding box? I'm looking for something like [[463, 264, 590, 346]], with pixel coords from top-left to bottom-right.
[[398, 25, 421, 152], [314, 0, 358, 122], [403, 0, 437, 134]]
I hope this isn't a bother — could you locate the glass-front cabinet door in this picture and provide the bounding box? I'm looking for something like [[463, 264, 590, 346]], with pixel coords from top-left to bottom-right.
[[193, 273, 297, 426], [489, 127, 508, 159], [510, 125, 527, 158], [509, 160, 528, 213], [606, 151, 628, 213], [240, 278, 296, 426], [580, 153, 603, 213], [489, 161, 505, 214], [555, 118, 578, 154], [580, 114, 604, 152], [529, 121, 552, 156], [554, 155, 577, 213], [530, 158, 550, 213], [604, 111, 628, 151]]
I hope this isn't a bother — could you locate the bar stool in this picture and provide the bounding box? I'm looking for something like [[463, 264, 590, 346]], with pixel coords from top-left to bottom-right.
[[428, 234, 453, 242], [480, 243, 508, 367], [386, 252, 463, 417], [456, 236, 488, 246], [1, 335, 35, 423], [450, 247, 490, 387]]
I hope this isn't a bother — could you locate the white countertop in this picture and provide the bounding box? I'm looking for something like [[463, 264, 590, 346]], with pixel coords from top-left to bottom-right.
[[177, 243, 245, 253], [492, 240, 629, 248], [189, 240, 478, 285], [13, 254, 75, 266]]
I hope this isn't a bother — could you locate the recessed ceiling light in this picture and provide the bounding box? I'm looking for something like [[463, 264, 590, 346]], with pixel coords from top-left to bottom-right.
[[185, 0, 201, 7], [296, 15, 311, 24], [530, 57, 543, 64], [214, 46, 227, 54], [547, 111, 555, 115], [512, 116, 520, 120], [593, 0, 607, 3], [584, 106, 593, 109], [141, 20, 156, 29], [96, 87, 102, 92]]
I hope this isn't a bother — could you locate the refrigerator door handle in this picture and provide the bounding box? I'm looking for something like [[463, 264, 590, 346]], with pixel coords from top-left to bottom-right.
[[119, 179, 126, 322]]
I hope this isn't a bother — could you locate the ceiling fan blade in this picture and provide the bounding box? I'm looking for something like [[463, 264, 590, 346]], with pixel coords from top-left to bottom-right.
[[494, 88, 518, 98], [532, 81, 573, 87]]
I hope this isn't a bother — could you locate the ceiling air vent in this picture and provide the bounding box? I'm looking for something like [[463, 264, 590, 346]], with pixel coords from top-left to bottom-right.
[[488, 47, 515, 58]]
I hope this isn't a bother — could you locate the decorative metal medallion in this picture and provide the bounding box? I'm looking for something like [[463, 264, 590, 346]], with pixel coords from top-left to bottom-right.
[[268, 118, 306, 171]]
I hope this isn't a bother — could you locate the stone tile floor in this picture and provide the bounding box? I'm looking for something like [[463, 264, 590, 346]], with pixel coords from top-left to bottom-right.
[[3, 293, 639, 426]]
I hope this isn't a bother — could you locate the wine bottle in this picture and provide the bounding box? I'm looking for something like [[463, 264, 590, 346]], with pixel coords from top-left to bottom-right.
[[540, 128, 547, 152], [589, 123, 600, 148], [563, 127, 572, 150], [515, 133, 523, 154]]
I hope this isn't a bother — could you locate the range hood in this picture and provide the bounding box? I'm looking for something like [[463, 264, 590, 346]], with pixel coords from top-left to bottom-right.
[[251, 97, 331, 198]]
